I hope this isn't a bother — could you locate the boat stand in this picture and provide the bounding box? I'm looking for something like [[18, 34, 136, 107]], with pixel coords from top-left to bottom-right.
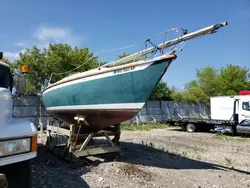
[[45, 116, 121, 163]]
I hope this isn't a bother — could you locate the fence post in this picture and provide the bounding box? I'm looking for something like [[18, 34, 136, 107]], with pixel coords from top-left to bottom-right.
[[37, 96, 43, 133], [146, 101, 149, 123], [160, 101, 163, 123]]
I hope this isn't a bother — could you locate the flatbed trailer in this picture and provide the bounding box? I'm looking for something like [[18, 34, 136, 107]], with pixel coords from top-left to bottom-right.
[[165, 118, 236, 133]]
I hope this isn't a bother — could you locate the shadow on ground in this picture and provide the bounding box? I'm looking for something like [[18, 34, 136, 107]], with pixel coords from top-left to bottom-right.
[[32, 137, 250, 187], [31, 144, 90, 188], [116, 141, 250, 175]]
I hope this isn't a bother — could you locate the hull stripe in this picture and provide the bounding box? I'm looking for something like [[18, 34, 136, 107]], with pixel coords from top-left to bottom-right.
[[44, 61, 153, 94], [46, 103, 145, 111]]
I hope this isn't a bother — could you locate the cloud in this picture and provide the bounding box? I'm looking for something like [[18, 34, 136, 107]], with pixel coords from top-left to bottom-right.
[[34, 25, 81, 48], [7, 25, 81, 62], [4, 52, 20, 61]]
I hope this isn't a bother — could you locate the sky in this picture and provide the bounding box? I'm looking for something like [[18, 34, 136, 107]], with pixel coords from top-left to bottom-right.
[[1, 0, 250, 89]]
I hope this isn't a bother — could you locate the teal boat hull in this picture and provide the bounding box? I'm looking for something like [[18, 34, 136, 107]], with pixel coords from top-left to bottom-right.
[[42, 56, 175, 129]]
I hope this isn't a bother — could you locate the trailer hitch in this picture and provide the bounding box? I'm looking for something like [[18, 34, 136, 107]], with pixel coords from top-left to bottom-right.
[[0, 174, 8, 188]]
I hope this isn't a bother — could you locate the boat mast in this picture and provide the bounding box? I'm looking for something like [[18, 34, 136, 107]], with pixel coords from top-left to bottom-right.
[[101, 22, 228, 67]]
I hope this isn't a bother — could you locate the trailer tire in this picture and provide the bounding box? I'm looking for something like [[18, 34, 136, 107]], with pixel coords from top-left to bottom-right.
[[0, 160, 32, 188], [186, 123, 196, 132]]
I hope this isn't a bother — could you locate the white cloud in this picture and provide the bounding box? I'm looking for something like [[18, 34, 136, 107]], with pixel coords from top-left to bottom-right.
[[7, 25, 81, 62], [4, 52, 19, 61], [34, 25, 81, 48]]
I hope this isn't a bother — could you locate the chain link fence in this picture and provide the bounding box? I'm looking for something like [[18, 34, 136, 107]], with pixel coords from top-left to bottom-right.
[[130, 101, 209, 124]]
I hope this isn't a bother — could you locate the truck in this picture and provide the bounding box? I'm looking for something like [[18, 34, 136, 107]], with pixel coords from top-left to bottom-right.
[[165, 95, 250, 135], [0, 52, 37, 188]]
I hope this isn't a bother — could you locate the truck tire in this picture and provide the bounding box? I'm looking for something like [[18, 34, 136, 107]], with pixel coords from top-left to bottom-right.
[[0, 160, 32, 188], [186, 123, 196, 132], [0, 174, 8, 188]]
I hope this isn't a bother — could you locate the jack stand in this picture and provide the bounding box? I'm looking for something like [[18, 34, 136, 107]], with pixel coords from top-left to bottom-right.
[[46, 117, 121, 163]]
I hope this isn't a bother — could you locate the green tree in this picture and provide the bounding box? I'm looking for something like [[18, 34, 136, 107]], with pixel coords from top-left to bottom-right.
[[219, 64, 250, 95], [14, 43, 102, 95], [176, 64, 250, 104], [173, 87, 209, 104], [186, 66, 221, 97], [149, 81, 173, 101]]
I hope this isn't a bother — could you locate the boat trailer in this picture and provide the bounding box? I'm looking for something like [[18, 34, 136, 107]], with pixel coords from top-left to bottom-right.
[[45, 116, 121, 163]]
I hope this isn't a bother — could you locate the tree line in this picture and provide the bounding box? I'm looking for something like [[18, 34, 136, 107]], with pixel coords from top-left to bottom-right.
[[5, 43, 250, 103], [150, 65, 250, 104]]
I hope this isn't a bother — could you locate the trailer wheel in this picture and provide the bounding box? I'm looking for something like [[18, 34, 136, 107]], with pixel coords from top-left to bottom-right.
[[0, 160, 32, 188], [186, 123, 196, 132]]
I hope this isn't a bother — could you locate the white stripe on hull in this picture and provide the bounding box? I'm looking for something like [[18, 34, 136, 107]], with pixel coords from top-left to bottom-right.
[[43, 60, 154, 94], [46, 103, 145, 111]]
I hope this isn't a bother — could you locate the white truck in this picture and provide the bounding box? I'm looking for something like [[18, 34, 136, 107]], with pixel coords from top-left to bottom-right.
[[0, 52, 37, 188], [165, 95, 250, 134]]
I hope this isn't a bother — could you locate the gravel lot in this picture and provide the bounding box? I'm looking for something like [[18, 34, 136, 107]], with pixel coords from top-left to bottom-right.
[[33, 127, 250, 188]]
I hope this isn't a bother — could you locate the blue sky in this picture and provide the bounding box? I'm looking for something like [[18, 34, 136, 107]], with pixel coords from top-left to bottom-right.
[[1, 0, 250, 89]]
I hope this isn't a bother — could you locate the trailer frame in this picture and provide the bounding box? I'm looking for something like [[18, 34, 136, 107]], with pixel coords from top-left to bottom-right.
[[165, 117, 236, 133], [45, 116, 121, 163]]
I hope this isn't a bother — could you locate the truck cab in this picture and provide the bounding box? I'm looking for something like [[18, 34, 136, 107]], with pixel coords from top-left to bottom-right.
[[235, 98, 250, 134], [0, 52, 37, 188], [211, 95, 250, 134], [236, 98, 250, 123]]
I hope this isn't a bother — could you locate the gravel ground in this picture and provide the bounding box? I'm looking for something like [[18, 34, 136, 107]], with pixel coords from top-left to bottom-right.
[[33, 127, 250, 188]]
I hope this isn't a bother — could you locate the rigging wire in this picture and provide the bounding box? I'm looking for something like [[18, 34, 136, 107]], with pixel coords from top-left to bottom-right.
[[48, 43, 138, 84], [47, 27, 184, 85]]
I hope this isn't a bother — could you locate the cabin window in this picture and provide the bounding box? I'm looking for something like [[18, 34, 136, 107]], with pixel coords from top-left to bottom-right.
[[242, 102, 250, 111], [240, 119, 250, 126], [0, 65, 12, 91]]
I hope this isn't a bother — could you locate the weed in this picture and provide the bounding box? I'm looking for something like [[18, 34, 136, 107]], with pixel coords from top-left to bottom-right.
[[148, 120, 157, 125], [181, 151, 188, 158], [196, 154, 202, 160], [225, 157, 233, 165], [141, 141, 167, 153], [141, 141, 157, 152]]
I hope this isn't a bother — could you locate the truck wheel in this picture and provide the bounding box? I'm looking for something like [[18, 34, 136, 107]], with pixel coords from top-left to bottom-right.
[[0, 160, 32, 188], [186, 123, 196, 132], [0, 174, 8, 188]]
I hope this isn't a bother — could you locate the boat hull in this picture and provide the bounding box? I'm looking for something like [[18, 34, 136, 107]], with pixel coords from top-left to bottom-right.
[[42, 56, 175, 129]]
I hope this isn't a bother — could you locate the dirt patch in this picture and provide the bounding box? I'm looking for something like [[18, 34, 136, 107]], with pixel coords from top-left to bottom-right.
[[118, 163, 152, 181]]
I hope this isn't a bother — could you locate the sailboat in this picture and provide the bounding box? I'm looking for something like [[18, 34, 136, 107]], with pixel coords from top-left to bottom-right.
[[42, 22, 228, 130]]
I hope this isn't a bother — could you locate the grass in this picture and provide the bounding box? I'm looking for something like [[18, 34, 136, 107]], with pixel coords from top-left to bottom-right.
[[120, 121, 169, 131]]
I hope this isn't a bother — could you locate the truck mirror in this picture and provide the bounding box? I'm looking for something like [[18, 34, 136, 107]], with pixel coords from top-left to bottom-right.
[[15, 65, 29, 96], [0, 52, 3, 60]]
